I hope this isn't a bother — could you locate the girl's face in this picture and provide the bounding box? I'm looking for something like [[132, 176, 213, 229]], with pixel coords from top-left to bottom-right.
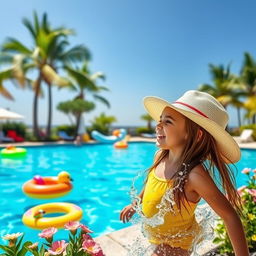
[[156, 107, 188, 150]]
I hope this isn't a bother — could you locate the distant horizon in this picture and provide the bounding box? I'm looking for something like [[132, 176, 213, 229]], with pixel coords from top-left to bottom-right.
[[1, 0, 256, 128]]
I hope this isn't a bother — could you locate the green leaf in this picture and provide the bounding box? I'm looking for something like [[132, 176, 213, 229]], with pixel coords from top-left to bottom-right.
[[2, 38, 32, 55], [0, 244, 15, 254], [15, 234, 24, 250], [17, 241, 32, 256]]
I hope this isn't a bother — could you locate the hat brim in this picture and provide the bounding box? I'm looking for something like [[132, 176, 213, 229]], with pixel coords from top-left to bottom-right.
[[143, 96, 241, 163]]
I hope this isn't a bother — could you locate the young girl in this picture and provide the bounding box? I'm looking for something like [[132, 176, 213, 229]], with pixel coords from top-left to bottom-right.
[[120, 90, 249, 256]]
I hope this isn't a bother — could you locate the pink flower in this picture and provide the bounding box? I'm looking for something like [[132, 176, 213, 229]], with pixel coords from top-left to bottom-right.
[[2, 232, 23, 241], [241, 168, 251, 174], [81, 239, 104, 256], [38, 227, 57, 239], [237, 185, 247, 196], [64, 221, 81, 232], [247, 189, 256, 197], [80, 224, 93, 233], [83, 233, 93, 241], [252, 169, 256, 173], [48, 240, 68, 255], [28, 242, 39, 250]]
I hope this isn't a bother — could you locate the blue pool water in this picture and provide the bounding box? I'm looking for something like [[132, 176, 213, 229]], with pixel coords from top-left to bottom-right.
[[0, 142, 255, 243]]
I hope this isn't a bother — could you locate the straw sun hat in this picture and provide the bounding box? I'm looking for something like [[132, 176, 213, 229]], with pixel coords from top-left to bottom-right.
[[143, 90, 241, 163]]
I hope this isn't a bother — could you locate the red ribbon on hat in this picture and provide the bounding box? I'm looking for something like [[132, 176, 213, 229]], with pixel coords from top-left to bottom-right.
[[173, 101, 209, 118]]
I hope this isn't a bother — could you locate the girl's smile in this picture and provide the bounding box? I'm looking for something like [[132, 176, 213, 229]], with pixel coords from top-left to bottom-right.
[[155, 107, 187, 150]]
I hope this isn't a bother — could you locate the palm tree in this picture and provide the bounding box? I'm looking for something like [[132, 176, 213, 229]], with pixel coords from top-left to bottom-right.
[[62, 62, 110, 135], [240, 52, 256, 124], [198, 63, 244, 127], [1, 12, 90, 139], [141, 114, 153, 131]]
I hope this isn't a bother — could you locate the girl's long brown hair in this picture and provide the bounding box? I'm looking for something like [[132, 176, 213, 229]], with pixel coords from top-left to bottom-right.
[[146, 117, 243, 216]]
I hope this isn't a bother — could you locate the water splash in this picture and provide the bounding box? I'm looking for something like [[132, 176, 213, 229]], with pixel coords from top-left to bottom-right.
[[126, 169, 219, 256]]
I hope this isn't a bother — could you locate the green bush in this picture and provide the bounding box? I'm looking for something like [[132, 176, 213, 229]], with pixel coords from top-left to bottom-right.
[[136, 127, 155, 135], [87, 113, 117, 136], [2, 122, 27, 137], [213, 168, 256, 255], [240, 124, 256, 140]]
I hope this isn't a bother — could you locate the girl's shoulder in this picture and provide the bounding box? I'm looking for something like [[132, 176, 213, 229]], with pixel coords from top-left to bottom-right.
[[187, 164, 212, 185], [186, 164, 217, 192]]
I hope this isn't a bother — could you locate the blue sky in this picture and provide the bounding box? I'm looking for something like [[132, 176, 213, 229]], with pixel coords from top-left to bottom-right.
[[0, 0, 256, 127]]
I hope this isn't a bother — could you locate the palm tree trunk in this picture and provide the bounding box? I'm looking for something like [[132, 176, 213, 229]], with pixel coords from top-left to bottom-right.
[[75, 112, 81, 136], [46, 81, 52, 140], [147, 121, 152, 131], [75, 91, 84, 136], [33, 75, 42, 139], [237, 107, 241, 127]]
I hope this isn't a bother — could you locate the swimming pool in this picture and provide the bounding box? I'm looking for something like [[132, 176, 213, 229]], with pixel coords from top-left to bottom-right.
[[0, 142, 254, 242]]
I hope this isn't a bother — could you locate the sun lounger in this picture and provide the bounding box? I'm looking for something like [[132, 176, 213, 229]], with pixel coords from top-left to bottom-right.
[[6, 130, 24, 142], [0, 131, 14, 142], [239, 129, 254, 143], [58, 131, 74, 141]]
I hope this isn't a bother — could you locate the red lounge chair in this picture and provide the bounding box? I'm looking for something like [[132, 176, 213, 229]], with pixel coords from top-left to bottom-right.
[[7, 130, 24, 142]]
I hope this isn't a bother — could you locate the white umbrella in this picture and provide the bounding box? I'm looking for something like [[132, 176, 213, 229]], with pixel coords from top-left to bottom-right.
[[0, 108, 24, 120], [0, 108, 24, 142]]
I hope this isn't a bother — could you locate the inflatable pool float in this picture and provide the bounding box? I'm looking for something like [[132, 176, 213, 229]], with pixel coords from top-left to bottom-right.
[[0, 146, 27, 157], [91, 129, 127, 143], [22, 202, 83, 229], [114, 141, 128, 149], [22, 171, 73, 199]]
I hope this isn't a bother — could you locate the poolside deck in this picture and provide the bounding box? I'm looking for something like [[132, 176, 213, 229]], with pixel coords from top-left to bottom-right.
[[0, 136, 255, 255]]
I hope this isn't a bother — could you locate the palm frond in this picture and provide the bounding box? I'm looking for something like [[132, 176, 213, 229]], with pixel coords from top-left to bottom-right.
[[33, 11, 40, 35], [0, 53, 14, 65], [22, 16, 36, 39], [12, 55, 26, 87], [64, 66, 97, 91], [0, 84, 14, 100], [93, 95, 110, 108], [42, 64, 70, 87], [42, 12, 50, 33], [0, 68, 13, 80], [90, 72, 106, 81], [2, 38, 32, 55], [96, 86, 109, 92], [198, 84, 217, 96], [61, 45, 91, 63]]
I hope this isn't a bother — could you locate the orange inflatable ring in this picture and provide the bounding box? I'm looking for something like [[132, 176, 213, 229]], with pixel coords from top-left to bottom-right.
[[22, 176, 72, 199], [114, 141, 128, 149]]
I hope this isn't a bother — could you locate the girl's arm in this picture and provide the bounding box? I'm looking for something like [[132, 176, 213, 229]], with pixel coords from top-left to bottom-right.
[[188, 166, 249, 256]]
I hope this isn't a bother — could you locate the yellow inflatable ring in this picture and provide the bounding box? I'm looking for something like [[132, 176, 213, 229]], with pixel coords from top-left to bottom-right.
[[22, 202, 83, 229]]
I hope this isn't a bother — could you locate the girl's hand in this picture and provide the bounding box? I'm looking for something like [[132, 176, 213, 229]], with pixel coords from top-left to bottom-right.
[[120, 204, 136, 223]]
